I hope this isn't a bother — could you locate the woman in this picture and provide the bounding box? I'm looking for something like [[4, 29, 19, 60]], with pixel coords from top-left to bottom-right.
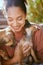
[[0, 0, 32, 65], [0, 0, 43, 65]]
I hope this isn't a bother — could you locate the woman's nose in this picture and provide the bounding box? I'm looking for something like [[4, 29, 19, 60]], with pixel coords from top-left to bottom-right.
[[13, 21, 19, 26]]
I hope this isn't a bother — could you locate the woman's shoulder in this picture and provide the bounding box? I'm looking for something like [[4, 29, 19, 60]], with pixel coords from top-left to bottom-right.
[[32, 27, 43, 61]]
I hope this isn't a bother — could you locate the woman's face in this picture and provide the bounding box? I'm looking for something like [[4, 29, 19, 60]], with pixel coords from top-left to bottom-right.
[[7, 7, 26, 32]]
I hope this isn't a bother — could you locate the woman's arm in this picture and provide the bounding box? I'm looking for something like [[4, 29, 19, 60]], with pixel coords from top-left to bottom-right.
[[32, 28, 43, 62]]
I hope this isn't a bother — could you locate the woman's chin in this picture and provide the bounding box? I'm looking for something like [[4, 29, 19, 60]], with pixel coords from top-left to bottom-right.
[[14, 28, 22, 32], [11, 27, 22, 33], [10, 26, 24, 33]]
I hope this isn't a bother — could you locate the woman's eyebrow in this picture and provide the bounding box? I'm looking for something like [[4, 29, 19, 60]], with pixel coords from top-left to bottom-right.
[[8, 17, 13, 19], [8, 17, 13, 20], [17, 15, 22, 19]]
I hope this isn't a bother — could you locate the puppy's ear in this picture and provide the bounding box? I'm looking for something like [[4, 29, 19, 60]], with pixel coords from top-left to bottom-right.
[[25, 27, 32, 36], [0, 30, 5, 38], [5, 32, 15, 46]]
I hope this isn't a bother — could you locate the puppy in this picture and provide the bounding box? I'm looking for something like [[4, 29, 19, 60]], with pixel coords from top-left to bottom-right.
[[0, 29, 16, 60], [18, 26, 40, 64], [0, 26, 40, 65]]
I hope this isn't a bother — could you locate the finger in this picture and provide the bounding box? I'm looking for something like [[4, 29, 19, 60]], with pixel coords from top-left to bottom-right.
[[23, 46, 29, 51], [23, 47, 31, 57], [24, 52, 30, 57], [23, 47, 31, 54], [22, 42, 29, 47], [23, 44, 30, 51]]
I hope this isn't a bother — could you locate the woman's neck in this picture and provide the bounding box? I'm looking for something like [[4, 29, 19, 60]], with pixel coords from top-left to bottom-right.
[[14, 28, 25, 42]]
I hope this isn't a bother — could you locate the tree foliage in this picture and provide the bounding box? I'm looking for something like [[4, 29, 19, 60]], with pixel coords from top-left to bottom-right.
[[27, 0, 43, 23]]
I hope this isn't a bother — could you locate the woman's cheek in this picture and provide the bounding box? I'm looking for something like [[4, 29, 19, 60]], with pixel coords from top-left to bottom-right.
[[7, 22, 15, 32], [7, 21, 12, 26], [20, 20, 25, 27]]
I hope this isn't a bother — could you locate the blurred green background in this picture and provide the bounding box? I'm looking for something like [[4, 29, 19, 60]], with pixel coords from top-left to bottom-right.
[[27, 0, 43, 24]]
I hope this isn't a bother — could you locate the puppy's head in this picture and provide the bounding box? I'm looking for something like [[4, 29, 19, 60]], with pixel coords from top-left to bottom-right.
[[3, 32, 14, 46], [0, 30, 15, 46], [25, 26, 36, 37]]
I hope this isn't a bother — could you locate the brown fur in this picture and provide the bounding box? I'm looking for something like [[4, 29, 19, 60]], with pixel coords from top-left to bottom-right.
[[18, 26, 40, 64], [0, 29, 15, 60], [0, 26, 40, 65]]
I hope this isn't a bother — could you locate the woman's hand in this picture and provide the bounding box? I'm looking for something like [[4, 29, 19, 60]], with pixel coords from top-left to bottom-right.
[[22, 42, 31, 57]]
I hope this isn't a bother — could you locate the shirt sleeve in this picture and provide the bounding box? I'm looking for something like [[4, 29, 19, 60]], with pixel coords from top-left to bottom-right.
[[32, 28, 43, 61]]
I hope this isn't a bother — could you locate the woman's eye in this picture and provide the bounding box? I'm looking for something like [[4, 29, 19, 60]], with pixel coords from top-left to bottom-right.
[[8, 17, 13, 22], [18, 17, 22, 21]]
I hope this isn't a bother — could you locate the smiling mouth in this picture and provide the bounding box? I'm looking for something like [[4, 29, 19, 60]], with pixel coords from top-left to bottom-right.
[[14, 26, 20, 30]]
